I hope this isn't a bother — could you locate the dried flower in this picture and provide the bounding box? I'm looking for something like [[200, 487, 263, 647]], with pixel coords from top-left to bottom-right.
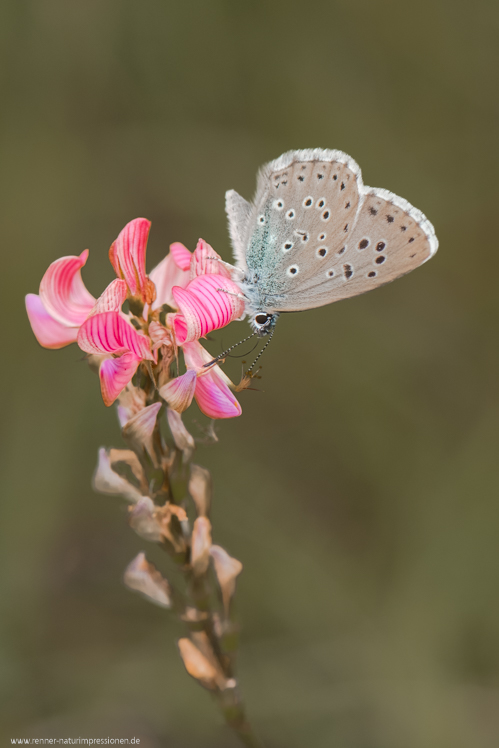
[[124, 552, 172, 608]]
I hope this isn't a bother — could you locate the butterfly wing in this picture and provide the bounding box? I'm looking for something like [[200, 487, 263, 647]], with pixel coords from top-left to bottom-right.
[[226, 149, 438, 314]]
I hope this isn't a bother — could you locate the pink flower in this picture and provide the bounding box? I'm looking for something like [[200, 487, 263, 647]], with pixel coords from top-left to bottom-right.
[[26, 222, 244, 417]]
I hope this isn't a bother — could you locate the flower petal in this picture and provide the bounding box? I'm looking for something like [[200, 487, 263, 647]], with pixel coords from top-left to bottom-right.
[[99, 352, 141, 406], [171, 274, 245, 344], [77, 311, 154, 359], [39, 250, 95, 326], [91, 279, 128, 315], [159, 370, 197, 412], [209, 545, 243, 615], [194, 369, 242, 419], [170, 241, 192, 271], [183, 339, 232, 386], [190, 239, 232, 279], [150, 249, 191, 310], [109, 218, 155, 303], [25, 294, 79, 349]]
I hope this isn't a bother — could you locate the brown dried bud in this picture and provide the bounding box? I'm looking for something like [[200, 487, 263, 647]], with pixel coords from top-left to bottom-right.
[[128, 497, 163, 542], [188, 464, 212, 517], [155, 502, 188, 553], [177, 635, 226, 690], [210, 545, 243, 615], [124, 552, 171, 608], [93, 447, 143, 503], [191, 517, 212, 576]]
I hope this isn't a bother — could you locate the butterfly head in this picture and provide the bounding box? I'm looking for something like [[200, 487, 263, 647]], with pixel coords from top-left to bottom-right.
[[251, 312, 278, 337]]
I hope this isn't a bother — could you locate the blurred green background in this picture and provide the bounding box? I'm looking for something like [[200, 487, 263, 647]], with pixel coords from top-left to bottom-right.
[[2, 1, 499, 746]]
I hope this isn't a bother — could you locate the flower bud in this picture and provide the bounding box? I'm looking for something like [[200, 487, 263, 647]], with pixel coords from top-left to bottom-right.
[[188, 464, 212, 517], [124, 552, 171, 608], [191, 517, 212, 576], [177, 635, 226, 690], [128, 497, 163, 542], [93, 447, 143, 503], [210, 545, 243, 615]]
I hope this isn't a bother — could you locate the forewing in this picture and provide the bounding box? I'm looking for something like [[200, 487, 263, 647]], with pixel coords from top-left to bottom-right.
[[240, 149, 364, 299]]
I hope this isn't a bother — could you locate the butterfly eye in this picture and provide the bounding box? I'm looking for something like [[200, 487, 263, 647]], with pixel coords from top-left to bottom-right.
[[255, 314, 269, 325]]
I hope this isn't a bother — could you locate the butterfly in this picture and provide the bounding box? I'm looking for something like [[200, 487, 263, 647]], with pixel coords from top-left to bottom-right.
[[225, 149, 438, 339]]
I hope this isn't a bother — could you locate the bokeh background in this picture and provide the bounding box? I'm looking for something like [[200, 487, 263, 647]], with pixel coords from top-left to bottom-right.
[[1, 1, 499, 746]]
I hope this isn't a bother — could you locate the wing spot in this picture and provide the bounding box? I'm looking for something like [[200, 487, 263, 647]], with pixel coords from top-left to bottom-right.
[[368, 271, 376, 278], [295, 230, 309, 242], [322, 210, 330, 221], [345, 201, 351, 209], [317, 173, 324, 180], [338, 246, 346, 255], [410, 253, 416, 258], [318, 233, 326, 241], [343, 223, 349, 232], [298, 175, 304, 182], [327, 269, 335, 278], [358, 238, 369, 250], [340, 182, 346, 191], [408, 237, 415, 243], [376, 241, 386, 252], [281, 180, 288, 186], [333, 174, 338, 181], [282, 241, 293, 252], [386, 215, 394, 223], [369, 207, 378, 216], [273, 200, 284, 210], [258, 215, 265, 224], [303, 197, 313, 207], [401, 225, 407, 231], [317, 198, 326, 208], [375, 255, 386, 265], [287, 265, 299, 276], [286, 209, 295, 219], [343, 264, 354, 279], [317, 247, 328, 258]]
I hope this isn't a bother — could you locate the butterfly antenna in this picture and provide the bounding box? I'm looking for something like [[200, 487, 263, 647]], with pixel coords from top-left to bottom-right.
[[203, 332, 257, 368], [246, 328, 275, 374]]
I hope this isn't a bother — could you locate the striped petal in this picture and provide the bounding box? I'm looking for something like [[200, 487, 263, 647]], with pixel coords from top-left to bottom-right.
[[159, 370, 197, 412], [25, 294, 79, 349], [99, 352, 141, 406], [171, 274, 245, 344], [190, 239, 232, 280], [39, 249, 95, 326], [170, 241, 192, 271], [91, 279, 128, 315], [150, 249, 191, 310], [109, 218, 155, 303], [77, 311, 154, 360]]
